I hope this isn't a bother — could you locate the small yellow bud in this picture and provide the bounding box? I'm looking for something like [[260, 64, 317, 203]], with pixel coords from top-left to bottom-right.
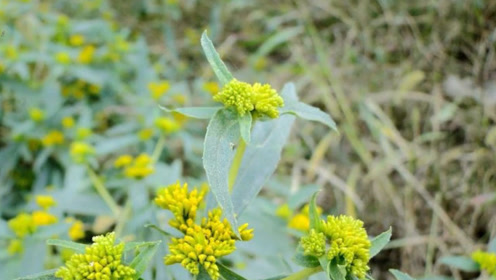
[[35, 195, 56, 210], [62, 116, 75, 128], [29, 108, 45, 122], [32, 210, 58, 226]]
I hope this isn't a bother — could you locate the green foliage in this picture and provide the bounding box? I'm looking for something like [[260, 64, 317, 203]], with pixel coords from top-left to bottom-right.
[[439, 256, 479, 272], [369, 228, 392, 259]]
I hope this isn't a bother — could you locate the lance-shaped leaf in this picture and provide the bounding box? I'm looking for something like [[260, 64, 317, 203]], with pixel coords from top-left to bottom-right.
[[218, 263, 247, 280], [159, 106, 222, 120], [203, 108, 240, 233], [238, 112, 252, 143], [129, 241, 161, 280], [439, 256, 479, 272], [46, 239, 86, 253], [201, 31, 233, 85], [369, 227, 392, 258], [231, 83, 296, 215], [294, 249, 321, 268], [281, 99, 337, 132], [14, 269, 58, 280], [308, 192, 322, 231], [389, 269, 417, 280]]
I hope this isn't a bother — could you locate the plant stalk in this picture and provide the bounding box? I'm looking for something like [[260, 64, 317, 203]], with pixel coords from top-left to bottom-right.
[[228, 138, 247, 192], [87, 166, 120, 216], [152, 134, 166, 162], [281, 266, 323, 280]]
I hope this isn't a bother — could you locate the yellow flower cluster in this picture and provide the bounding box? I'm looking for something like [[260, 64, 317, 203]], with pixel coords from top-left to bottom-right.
[[8, 213, 37, 238], [148, 81, 170, 100], [42, 130, 65, 146], [32, 210, 58, 225], [276, 204, 322, 232], [300, 215, 371, 279], [29, 108, 45, 122], [78, 45, 95, 64], [36, 195, 56, 210], [55, 52, 71, 64], [155, 117, 180, 134], [213, 79, 284, 118], [114, 154, 154, 179], [68, 220, 85, 241], [55, 232, 136, 280], [69, 34, 85, 46], [138, 128, 154, 141], [70, 141, 95, 163], [203, 81, 219, 96], [62, 116, 75, 128], [156, 182, 253, 280], [472, 250, 496, 276]]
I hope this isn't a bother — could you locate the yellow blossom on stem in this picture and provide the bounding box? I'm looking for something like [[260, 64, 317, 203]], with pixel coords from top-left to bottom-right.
[[78, 45, 95, 64], [61, 116, 75, 128], [289, 213, 310, 232], [8, 213, 36, 238], [155, 117, 180, 134], [55, 232, 136, 280], [29, 108, 45, 122], [68, 220, 85, 241], [35, 195, 56, 210], [275, 203, 292, 220], [251, 83, 284, 119], [203, 81, 219, 95], [472, 250, 496, 276], [114, 154, 133, 168], [8, 239, 23, 255], [32, 210, 58, 226], [300, 229, 326, 257], [148, 81, 170, 100], [123, 154, 154, 179], [138, 128, 154, 141], [69, 34, 85, 46], [42, 130, 65, 146], [55, 52, 71, 64], [70, 141, 95, 163]]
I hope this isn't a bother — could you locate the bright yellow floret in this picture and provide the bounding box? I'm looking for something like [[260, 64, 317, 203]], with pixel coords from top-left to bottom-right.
[[55, 52, 71, 64], [29, 108, 45, 122], [68, 220, 85, 241], [155, 117, 180, 134], [32, 210, 58, 226], [70, 141, 95, 163], [69, 34, 85, 46], [300, 229, 326, 257], [78, 45, 95, 64], [42, 130, 65, 146], [8, 213, 36, 238], [114, 154, 133, 168], [55, 232, 136, 280], [138, 128, 154, 140], [122, 154, 154, 179], [472, 250, 496, 276], [35, 195, 56, 210], [61, 116, 75, 128], [148, 81, 170, 100]]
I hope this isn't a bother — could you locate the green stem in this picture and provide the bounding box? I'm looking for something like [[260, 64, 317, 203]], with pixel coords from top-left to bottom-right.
[[281, 266, 323, 280], [114, 200, 131, 238], [228, 138, 247, 192], [87, 166, 120, 216], [152, 135, 166, 162]]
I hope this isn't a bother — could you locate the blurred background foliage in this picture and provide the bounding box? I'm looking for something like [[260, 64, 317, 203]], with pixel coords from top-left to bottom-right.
[[1, 0, 496, 279]]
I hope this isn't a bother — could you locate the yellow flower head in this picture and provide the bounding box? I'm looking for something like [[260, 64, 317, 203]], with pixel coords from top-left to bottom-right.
[[155, 117, 180, 134], [318, 215, 371, 279], [42, 130, 65, 146], [68, 220, 85, 241], [35, 195, 56, 210], [55, 232, 136, 280], [472, 250, 496, 276], [214, 79, 284, 118], [275, 203, 292, 220], [76, 127, 92, 140], [138, 128, 154, 141], [165, 208, 253, 280], [123, 154, 154, 179], [114, 154, 133, 168], [29, 108, 45, 122], [32, 210, 58, 226], [69, 34, 85, 46], [7, 239, 23, 255], [148, 81, 170, 100], [8, 213, 36, 238], [78, 45, 95, 64], [155, 182, 207, 232], [300, 229, 326, 257], [203, 81, 219, 96], [61, 116, 75, 128], [55, 52, 71, 64], [70, 141, 95, 163], [289, 213, 310, 232], [5, 45, 18, 60], [213, 79, 254, 116]]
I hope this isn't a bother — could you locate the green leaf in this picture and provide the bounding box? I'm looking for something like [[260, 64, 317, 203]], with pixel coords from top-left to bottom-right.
[[319, 256, 329, 274], [218, 263, 247, 280], [439, 256, 479, 272], [262, 276, 288, 280], [159, 106, 222, 119], [369, 227, 392, 258], [309, 192, 322, 231], [201, 31, 233, 85], [389, 269, 416, 280], [203, 108, 240, 233], [197, 266, 213, 280], [144, 223, 173, 237], [488, 236, 496, 253], [294, 250, 321, 268], [328, 259, 347, 280], [231, 83, 296, 215], [281, 101, 337, 132], [238, 113, 252, 143], [129, 241, 161, 279], [14, 269, 58, 280], [46, 239, 86, 253], [124, 240, 167, 252]]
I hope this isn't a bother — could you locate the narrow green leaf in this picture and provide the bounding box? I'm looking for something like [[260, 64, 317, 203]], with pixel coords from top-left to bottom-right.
[[294, 250, 321, 268], [389, 269, 416, 280], [281, 101, 337, 132], [14, 269, 58, 280], [328, 260, 346, 280], [218, 263, 247, 280], [144, 223, 173, 237], [46, 239, 86, 253], [488, 236, 496, 253], [309, 192, 321, 231], [197, 266, 213, 280], [439, 256, 479, 272], [125, 240, 165, 252], [238, 113, 252, 143], [369, 227, 392, 258], [159, 106, 222, 119], [129, 241, 161, 279], [201, 31, 233, 85], [231, 83, 296, 215], [203, 108, 240, 233]]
